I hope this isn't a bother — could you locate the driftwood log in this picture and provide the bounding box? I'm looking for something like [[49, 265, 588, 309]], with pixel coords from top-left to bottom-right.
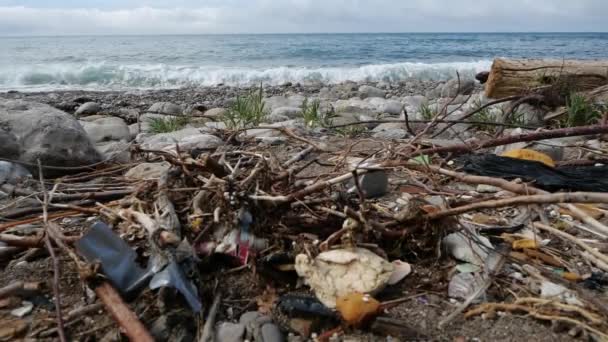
[[485, 58, 608, 99]]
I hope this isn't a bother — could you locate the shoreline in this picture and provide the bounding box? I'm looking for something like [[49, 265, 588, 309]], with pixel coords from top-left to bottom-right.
[[0, 79, 455, 115]]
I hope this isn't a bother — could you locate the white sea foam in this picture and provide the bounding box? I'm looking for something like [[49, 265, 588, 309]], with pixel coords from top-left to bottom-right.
[[0, 60, 492, 91]]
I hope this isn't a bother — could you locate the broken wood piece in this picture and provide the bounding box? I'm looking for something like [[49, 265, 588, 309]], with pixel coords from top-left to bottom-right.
[[428, 192, 608, 221], [534, 222, 608, 272], [94, 282, 154, 342], [0, 281, 42, 299], [485, 58, 608, 98]]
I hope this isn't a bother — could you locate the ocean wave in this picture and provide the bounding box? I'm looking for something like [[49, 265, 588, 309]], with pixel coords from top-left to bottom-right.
[[0, 61, 492, 91]]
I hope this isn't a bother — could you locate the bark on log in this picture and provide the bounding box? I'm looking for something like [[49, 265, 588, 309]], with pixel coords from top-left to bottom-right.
[[485, 58, 608, 99]]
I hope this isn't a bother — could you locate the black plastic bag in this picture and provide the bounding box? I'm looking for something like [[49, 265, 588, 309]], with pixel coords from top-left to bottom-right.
[[458, 154, 608, 192]]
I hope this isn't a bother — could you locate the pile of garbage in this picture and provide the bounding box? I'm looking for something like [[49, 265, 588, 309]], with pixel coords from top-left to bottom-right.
[[3, 72, 608, 340], [2, 125, 608, 341]]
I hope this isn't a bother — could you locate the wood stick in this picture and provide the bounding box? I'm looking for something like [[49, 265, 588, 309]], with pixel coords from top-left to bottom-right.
[[38, 160, 67, 342], [0, 281, 42, 299], [465, 302, 608, 340], [94, 282, 154, 342], [534, 222, 608, 272], [409, 124, 608, 158], [428, 192, 608, 221]]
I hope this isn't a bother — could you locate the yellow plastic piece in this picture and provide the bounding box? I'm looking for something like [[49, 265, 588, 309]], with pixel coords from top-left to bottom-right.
[[512, 239, 540, 250], [501, 149, 555, 167]]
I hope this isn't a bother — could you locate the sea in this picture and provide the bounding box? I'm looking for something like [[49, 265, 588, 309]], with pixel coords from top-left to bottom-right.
[[1, 33, 607, 91]]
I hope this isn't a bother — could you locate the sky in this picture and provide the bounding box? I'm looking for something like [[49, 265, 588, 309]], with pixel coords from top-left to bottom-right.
[[0, 0, 607, 35]]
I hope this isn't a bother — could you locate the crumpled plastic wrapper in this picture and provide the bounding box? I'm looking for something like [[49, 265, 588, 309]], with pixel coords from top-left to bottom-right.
[[295, 248, 394, 308]]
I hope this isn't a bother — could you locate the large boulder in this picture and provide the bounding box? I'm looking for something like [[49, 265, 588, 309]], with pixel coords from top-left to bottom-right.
[[79, 116, 131, 143], [0, 100, 101, 172], [0, 128, 21, 160]]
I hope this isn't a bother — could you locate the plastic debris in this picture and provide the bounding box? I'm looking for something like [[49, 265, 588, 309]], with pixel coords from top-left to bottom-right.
[[149, 261, 202, 312], [459, 154, 608, 192], [540, 281, 583, 306], [448, 273, 486, 302], [277, 295, 336, 319], [335, 292, 381, 326], [76, 221, 151, 295], [443, 231, 493, 266], [501, 148, 555, 167], [77, 222, 202, 312], [295, 248, 394, 308], [10, 301, 33, 318], [512, 239, 540, 250]]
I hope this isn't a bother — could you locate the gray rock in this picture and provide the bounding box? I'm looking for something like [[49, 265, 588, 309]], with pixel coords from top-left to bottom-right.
[[0, 100, 101, 173], [95, 141, 131, 164], [204, 108, 227, 119], [239, 311, 263, 326], [245, 120, 303, 138], [270, 107, 302, 119], [372, 122, 405, 132], [80, 116, 130, 143], [216, 322, 245, 342], [129, 123, 148, 140], [137, 127, 215, 150], [359, 85, 386, 99], [116, 108, 140, 121], [0, 128, 21, 160], [261, 323, 284, 342], [125, 162, 171, 180], [264, 95, 305, 113], [148, 102, 183, 115], [0, 161, 32, 185], [75, 102, 101, 116], [402, 95, 428, 114], [349, 170, 389, 198], [441, 79, 476, 98], [372, 129, 409, 140], [367, 98, 402, 115]]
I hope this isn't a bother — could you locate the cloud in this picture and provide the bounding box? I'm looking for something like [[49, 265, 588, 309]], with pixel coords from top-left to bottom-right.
[[0, 1, 606, 35]]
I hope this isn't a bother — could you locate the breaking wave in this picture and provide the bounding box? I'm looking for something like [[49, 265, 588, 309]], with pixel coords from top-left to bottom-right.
[[0, 60, 492, 91]]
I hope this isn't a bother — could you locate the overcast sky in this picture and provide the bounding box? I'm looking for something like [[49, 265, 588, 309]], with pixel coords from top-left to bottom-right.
[[0, 0, 607, 35]]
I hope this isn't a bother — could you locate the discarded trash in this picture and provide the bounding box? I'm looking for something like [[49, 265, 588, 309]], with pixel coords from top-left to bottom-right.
[[443, 231, 493, 266], [336, 292, 381, 326], [387, 260, 412, 285], [540, 281, 583, 306], [76, 222, 151, 295], [501, 148, 555, 167], [295, 248, 394, 308], [448, 273, 486, 302], [10, 301, 33, 318], [77, 221, 202, 312], [459, 154, 608, 192], [583, 272, 608, 290], [512, 239, 540, 250], [277, 294, 336, 319], [149, 261, 202, 312]]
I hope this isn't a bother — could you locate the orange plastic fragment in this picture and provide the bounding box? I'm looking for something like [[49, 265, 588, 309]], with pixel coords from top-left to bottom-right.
[[336, 293, 380, 326], [501, 149, 555, 167]]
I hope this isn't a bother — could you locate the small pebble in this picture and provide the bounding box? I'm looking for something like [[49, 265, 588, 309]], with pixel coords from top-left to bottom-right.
[[261, 323, 284, 342]]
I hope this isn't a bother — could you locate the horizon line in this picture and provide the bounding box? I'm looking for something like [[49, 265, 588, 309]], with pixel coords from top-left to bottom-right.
[[1, 31, 607, 38]]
